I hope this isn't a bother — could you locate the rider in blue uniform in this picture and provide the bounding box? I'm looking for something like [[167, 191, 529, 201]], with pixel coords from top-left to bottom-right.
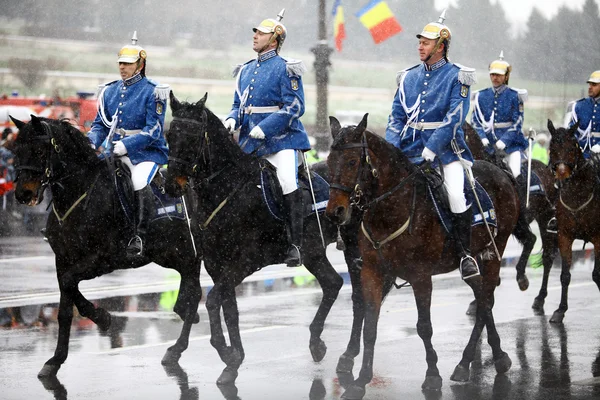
[[385, 10, 479, 280], [223, 10, 311, 267], [569, 70, 600, 158], [88, 32, 170, 258]]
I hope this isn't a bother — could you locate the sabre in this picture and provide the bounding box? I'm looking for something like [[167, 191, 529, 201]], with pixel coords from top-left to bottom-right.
[[303, 152, 326, 248], [526, 127, 536, 208], [181, 193, 198, 259]]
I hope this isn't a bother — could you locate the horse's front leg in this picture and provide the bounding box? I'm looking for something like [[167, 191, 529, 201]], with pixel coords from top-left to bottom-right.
[[337, 250, 364, 374], [550, 233, 574, 323], [341, 259, 383, 400], [533, 225, 557, 312], [38, 291, 73, 378], [591, 238, 600, 294], [304, 249, 344, 363]]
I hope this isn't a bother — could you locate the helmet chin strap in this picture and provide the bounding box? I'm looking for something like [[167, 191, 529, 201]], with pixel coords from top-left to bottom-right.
[[424, 38, 444, 63], [258, 34, 279, 54]]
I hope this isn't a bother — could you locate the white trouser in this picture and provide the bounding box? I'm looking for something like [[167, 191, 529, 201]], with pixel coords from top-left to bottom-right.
[[504, 151, 522, 178], [265, 149, 299, 195], [119, 157, 160, 191], [443, 161, 470, 214]]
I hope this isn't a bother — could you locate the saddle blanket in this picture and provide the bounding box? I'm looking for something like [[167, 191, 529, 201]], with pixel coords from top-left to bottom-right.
[[520, 164, 544, 194], [150, 184, 186, 222]]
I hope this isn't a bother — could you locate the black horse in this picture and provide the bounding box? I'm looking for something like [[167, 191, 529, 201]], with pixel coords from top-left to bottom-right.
[[163, 92, 367, 385], [465, 122, 558, 309], [10, 115, 202, 377]]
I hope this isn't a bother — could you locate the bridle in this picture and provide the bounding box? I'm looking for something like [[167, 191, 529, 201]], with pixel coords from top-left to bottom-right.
[[167, 112, 209, 179]]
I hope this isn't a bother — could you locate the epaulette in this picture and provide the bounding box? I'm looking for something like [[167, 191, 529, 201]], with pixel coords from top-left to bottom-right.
[[153, 83, 170, 101], [96, 80, 117, 99], [454, 63, 477, 86], [232, 60, 253, 78], [282, 58, 307, 77], [396, 64, 419, 86], [512, 87, 528, 103]]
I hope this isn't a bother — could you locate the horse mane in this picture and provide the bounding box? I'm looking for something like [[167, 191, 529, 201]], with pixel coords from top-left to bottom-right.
[[40, 117, 99, 165]]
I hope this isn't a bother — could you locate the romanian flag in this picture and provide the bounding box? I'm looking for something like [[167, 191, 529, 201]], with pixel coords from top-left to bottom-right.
[[332, 0, 346, 52], [356, 0, 402, 44]]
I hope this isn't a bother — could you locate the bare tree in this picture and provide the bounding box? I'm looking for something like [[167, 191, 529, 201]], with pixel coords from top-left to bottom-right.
[[8, 58, 47, 92]]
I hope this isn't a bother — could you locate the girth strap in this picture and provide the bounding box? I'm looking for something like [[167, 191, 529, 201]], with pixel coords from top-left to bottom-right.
[[361, 217, 410, 249]]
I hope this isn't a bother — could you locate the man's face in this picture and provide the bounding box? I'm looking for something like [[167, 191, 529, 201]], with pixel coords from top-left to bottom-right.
[[418, 38, 442, 63], [490, 73, 506, 88], [119, 61, 141, 80], [589, 82, 600, 98], [253, 30, 274, 53]]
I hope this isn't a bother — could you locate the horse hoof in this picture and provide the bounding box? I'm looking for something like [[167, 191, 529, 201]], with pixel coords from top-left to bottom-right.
[[532, 298, 545, 312], [161, 347, 182, 365], [336, 354, 355, 374], [336, 371, 355, 388], [341, 384, 366, 400], [465, 301, 477, 316], [421, 375, 442, 391], [310, 339, 327, 362], [38, 363, 60, 378], [450, 364, 470, 382], [494, 352, 512, 374], [222, 347, 243, 368], [517, 276, 529, 291], [550, 310, 565, 323], [216, 366, 238, 385], [95, 308, 111, 332]]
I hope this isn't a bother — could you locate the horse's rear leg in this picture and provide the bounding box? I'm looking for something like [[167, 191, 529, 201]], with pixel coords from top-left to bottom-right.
[[341, 263, 383, 400], [304, 251, 344, 363], [337, 253, 364, 374], [550, 234, 574, 323], [592, 242, 600, 293], [38, 292, 74, 378], [533, 226, 557, 312], [512, 211, 537, 291]]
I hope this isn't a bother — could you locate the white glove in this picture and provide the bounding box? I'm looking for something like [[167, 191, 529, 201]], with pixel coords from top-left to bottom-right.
[[421, 147, 436, 162], [481, 138, 490, 147], [224, 118, 236, 132], [249, 126, 265, 140], [592, 144, 600, 153], [112, 141, 127, 156], [495, 140, 506, 151]]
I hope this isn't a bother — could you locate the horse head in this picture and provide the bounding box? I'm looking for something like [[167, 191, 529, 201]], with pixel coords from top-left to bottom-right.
[[326, 113, 380, 225], [548, 119, 582, 181]]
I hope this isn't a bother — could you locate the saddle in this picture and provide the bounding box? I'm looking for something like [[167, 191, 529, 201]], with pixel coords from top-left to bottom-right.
[[114, 161, 186, 225], [259, 159, 329, 222]]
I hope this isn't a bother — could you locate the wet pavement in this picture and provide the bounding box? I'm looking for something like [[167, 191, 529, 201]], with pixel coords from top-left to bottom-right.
[[1, 234, 600, 399]]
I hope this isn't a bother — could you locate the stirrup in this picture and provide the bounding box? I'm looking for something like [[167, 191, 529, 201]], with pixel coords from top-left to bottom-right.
[[126, 235, 143, 257], [546, 217, 558, 234], [460, 255, 480, 280], [284, 244, 303, 268]]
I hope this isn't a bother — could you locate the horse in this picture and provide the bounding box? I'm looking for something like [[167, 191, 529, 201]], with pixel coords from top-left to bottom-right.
[[464, 122, 558, 310], [326, 114, 523, 399], [547, 119, 600, 323], [163, 92, 369, 385], [10, 115, 202, 378]]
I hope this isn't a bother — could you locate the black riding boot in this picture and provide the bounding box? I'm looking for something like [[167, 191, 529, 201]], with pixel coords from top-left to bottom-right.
[[283, 189, 304, 267], [515, 174, 528, 208], [127, 189, 153, 258], [452, 208, 480, 280]]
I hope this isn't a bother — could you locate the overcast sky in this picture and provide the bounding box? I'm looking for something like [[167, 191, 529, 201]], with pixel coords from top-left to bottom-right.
[[436, 0, 600, 25]]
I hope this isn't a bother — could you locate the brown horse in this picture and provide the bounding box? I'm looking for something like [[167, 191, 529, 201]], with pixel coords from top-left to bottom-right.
[[326, 114, 523, 399], [464, 123, 558, 310], [547, 119, 600, 323]]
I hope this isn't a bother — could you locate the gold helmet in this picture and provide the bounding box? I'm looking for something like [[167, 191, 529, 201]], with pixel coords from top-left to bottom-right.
[[587, 70, 600, 84], [253, 9, 287, 53], [118, 31, 147, 63], [417, 9, 452, 59], [489, 51, 512, 84]]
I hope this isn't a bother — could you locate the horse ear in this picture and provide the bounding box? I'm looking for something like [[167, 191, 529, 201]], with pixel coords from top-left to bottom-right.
[[329, 116, 341, 139], [9, 115, 25, 130], [547, 119, 556, 134], [356, 113, 369, 134], [569, 120, 579, 136], [200, 92, 208, 105], [170, 90, 181, 112], [30, 115, 43, 132]]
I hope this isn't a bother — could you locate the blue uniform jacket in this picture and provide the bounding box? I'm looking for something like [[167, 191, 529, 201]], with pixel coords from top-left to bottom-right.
[[385, 60, 476, 166], [471, 86, 527, 154], [227, 50, 311, 157], [88, 74, 169, 165], [569, 97, 600, 158]]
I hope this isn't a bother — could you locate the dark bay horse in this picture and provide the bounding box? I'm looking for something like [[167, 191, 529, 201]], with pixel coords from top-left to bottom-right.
[[547, 119, 600, 323], [163, 92, 366, 385], [10, 115, 202, 377], [465, 123, 558, 310], [326, 114, 522, 399]]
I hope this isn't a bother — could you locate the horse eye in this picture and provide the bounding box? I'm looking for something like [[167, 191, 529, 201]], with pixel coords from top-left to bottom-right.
[[348, 159, 357, 167]]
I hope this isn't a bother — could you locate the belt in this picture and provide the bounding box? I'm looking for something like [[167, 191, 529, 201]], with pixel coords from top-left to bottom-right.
[[244, 106, 280, 114], [493, 122, 512, 129], [117, 128, 142, 137], [407, 121, 444, 130], [592, 132, 600, 138]]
